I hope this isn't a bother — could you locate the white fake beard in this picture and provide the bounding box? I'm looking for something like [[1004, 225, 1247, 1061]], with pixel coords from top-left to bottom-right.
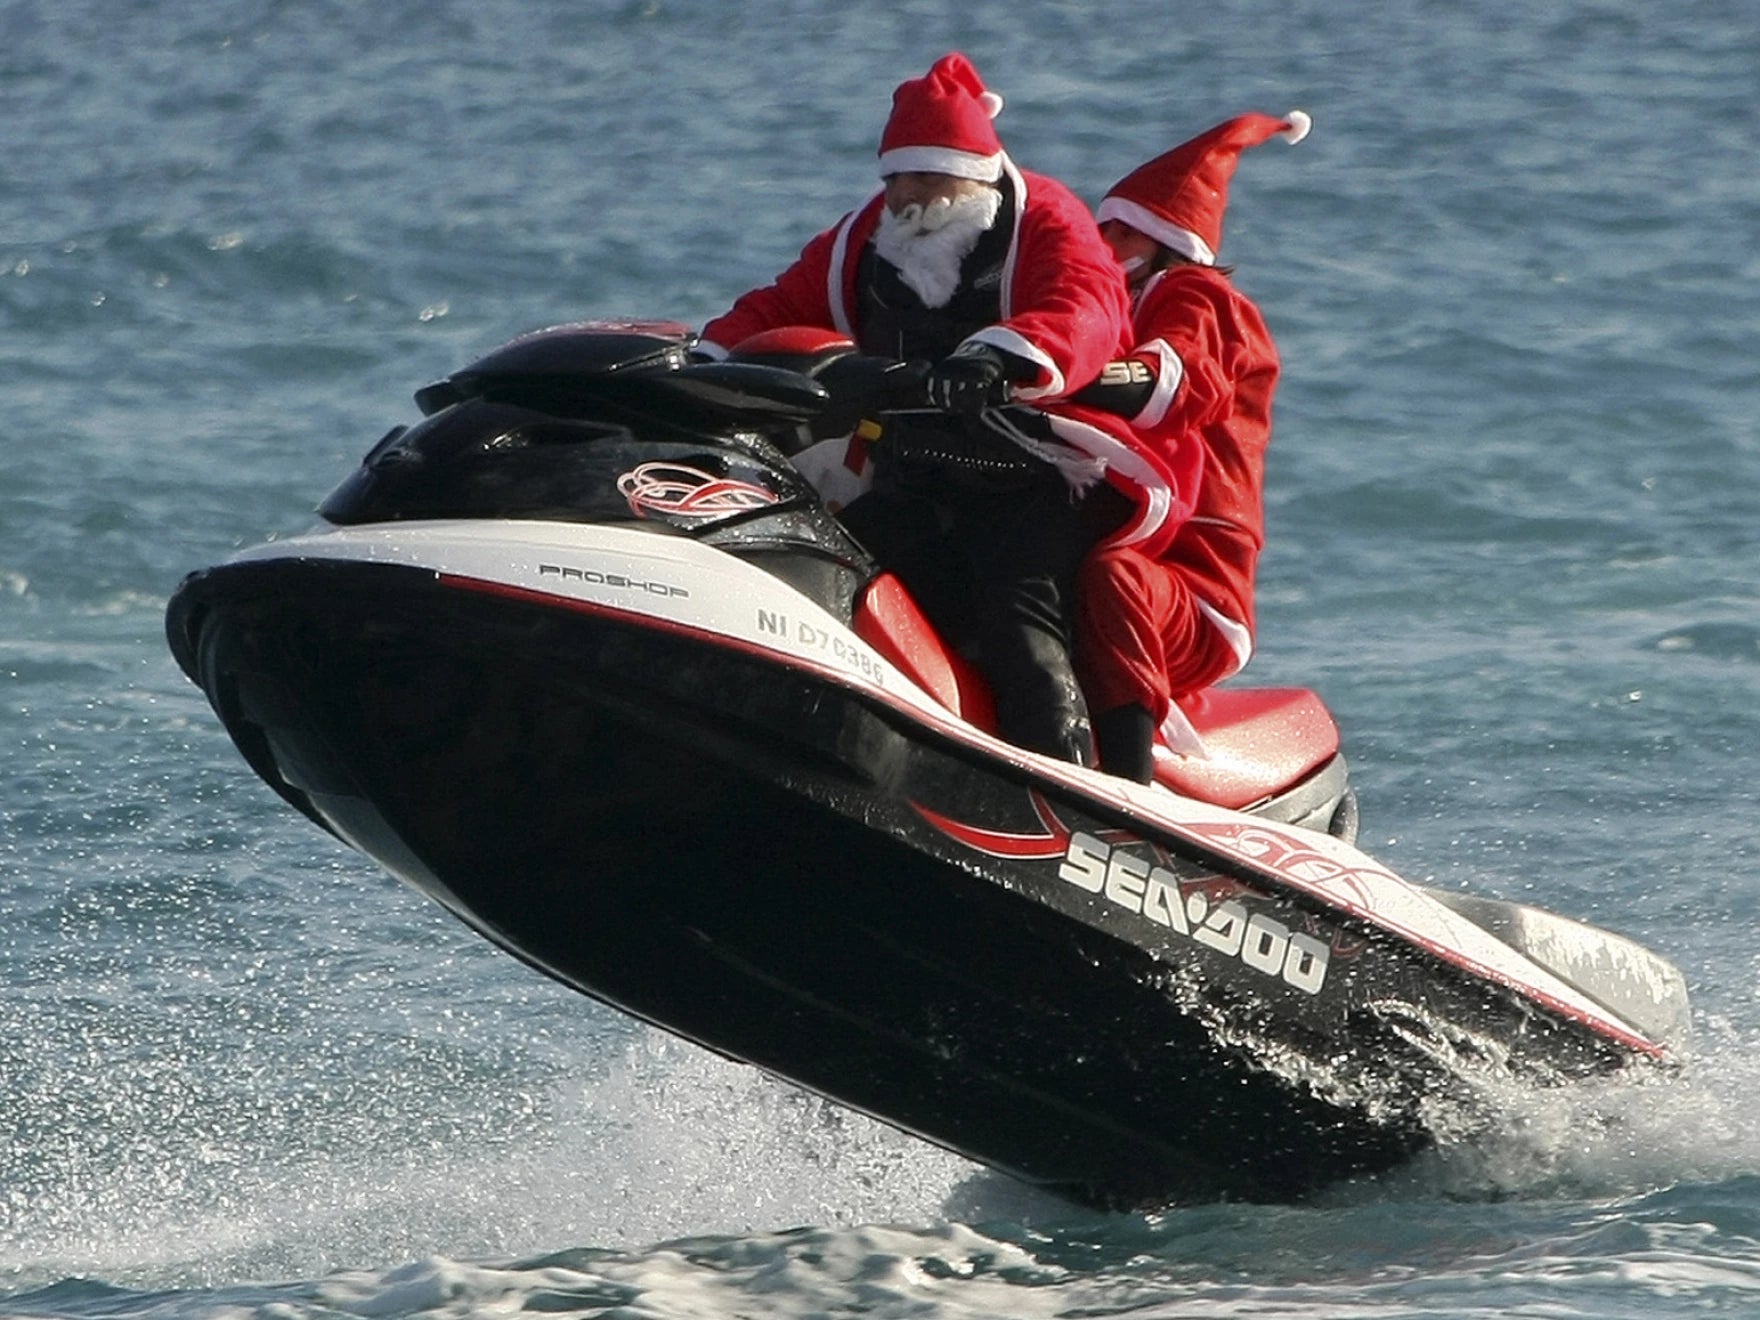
[[873, 187, 1003, 309]]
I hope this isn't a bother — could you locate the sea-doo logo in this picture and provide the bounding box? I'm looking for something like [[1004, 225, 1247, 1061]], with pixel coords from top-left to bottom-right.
[[910, 794, 1332, 995], [1057, 832, 1330, 995], [617, 461, 778, 522], [537, 564, 689, 598]]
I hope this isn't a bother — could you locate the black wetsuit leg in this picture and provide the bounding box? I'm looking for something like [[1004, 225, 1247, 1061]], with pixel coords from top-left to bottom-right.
[[842, 473, 1130, 764], [955, 476, 1129, 763]]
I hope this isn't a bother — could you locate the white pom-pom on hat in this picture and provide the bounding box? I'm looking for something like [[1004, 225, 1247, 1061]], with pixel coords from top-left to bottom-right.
[[1280, 110, 1312, 144], [979, 90, 1004, 119]]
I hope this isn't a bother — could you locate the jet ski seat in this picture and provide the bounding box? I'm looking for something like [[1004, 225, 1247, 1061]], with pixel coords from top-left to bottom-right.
[[1157, 687, 1341, 811], [853, 573, 1341, 809]]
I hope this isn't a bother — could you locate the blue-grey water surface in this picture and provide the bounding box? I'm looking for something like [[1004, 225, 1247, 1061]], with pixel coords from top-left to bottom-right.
[[5, 2, 1760, 1316]]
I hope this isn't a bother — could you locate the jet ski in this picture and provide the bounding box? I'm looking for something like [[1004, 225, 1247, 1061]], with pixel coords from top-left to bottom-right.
[[165, 320, 1691, 1209]]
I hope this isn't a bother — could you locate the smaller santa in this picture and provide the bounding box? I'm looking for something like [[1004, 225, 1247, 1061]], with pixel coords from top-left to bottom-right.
[[1077, 110, 1311, 782]]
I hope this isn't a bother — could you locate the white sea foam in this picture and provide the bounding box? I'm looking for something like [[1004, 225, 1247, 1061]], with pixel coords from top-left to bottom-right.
[[1328, 1010, 1760, 1205]]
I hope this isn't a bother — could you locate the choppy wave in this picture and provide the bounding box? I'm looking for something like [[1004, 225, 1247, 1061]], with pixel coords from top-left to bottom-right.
[[9, 1011, 1760, 1311], [1644, 622, 1760, 664], [11, 1186, 1760, 1320]]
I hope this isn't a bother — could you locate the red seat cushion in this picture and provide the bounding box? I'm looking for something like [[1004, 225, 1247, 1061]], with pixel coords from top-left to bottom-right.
[[856, 574, 1337, 809], [1156, 687, 1341, 809], [852, 574, 997, 732]]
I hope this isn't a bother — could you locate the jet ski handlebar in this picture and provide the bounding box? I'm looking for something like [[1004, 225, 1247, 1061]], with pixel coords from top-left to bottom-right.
[[718, 332, 1025, 443]]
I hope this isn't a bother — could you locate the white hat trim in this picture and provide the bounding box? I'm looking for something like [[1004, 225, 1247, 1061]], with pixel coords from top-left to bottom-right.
[[1095, 196, 1215, 266], [879, 145, 1004, 182]]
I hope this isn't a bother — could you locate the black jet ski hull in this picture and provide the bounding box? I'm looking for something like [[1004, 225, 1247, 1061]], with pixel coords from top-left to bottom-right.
[[168, 529, 1679, 1208]]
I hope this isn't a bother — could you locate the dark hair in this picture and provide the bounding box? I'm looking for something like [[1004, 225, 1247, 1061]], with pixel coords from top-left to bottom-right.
[[1158, 248, 1235, 278]]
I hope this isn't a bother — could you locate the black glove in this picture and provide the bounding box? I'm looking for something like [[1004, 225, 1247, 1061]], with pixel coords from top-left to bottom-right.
[[925, 344, 1012, 415]]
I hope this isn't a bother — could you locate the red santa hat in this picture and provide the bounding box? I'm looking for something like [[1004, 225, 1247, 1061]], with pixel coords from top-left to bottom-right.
[[877, 52, 1007, 183], [1097, 110, 1311, 265]]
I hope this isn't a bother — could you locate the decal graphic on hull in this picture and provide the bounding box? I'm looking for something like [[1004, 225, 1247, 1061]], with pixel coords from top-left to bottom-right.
[[908, 792, 1108, 858], [1182, 821, 1388, 911], [617, 462, 778, 522]]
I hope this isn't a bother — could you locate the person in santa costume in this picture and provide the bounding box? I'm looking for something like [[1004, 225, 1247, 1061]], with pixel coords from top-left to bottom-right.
[[698, 53, 1174, 766], [1073, 110, 1311, 782]]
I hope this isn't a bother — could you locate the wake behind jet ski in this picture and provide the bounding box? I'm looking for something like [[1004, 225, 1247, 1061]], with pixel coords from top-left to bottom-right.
[[165, 321, 1691, 1209]]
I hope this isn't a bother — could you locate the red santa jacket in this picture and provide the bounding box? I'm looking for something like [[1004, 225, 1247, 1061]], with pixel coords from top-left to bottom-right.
[[700, 159, 1198, 557], [1118, 262, 1280, 669]]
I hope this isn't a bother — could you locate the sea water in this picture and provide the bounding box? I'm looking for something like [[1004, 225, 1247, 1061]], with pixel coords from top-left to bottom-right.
[[4, 2, 1760, 1315]]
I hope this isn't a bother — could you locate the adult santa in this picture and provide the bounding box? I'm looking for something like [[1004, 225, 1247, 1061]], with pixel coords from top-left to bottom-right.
[[1077, 110, 1311, 782], [696, 53, 1193, 764]]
